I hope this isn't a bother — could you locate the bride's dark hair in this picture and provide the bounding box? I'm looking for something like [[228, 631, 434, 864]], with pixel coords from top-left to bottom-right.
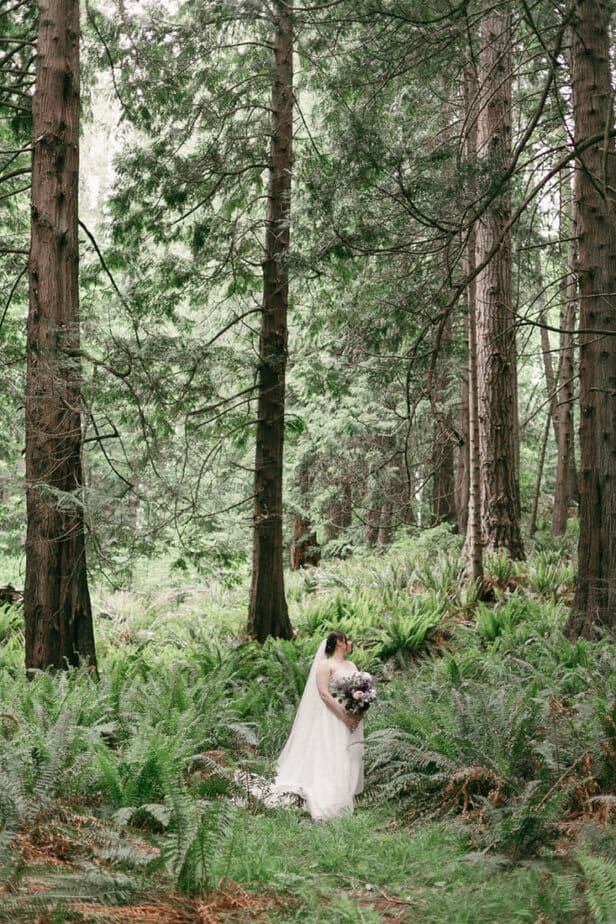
[[325, 630, 347, 656]]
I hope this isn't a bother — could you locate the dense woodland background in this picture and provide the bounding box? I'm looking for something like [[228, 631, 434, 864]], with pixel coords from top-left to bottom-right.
[[1, 0, 616, 921]]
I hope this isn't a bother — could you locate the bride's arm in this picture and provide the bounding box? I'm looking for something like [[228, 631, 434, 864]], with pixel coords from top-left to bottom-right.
[[316, 661, 359, 731]]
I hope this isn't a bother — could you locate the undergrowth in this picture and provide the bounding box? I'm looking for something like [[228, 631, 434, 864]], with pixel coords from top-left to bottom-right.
[[0, 528, 614, 922]]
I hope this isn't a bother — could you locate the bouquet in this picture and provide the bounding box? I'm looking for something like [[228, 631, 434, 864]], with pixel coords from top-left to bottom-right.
[[331, 671, 378, 716]]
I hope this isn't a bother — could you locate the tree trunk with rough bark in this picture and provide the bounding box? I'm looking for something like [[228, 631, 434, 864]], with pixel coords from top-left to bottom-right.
[[247, 1, 294, 642], [431, 415, 456, 526], [290, 457, 320, 569], [462, 61, 484, 583], [290, 516, 320, 569], [457, 317, 470, 534], [25, 0, 96, 673], [325, 480, 352, 543], [429, 313, 457, 528], [539, 315, 559, 445], [529, 407, 551, 536], [377, 498, 393, 546], [553, 173, 578, 535], [364, 497, 381, 547], [565, 0, 616, 636], [475, 10, 524, 560]]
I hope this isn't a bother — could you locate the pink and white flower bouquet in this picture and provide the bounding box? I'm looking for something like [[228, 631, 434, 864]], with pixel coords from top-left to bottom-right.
[[331, 671, 378, 716]]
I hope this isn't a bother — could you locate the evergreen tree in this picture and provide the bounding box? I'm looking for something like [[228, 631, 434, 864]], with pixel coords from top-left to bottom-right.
[[247, 0, 294, 641], [566, 0, 616, 636], [25, 0, 96, 671]]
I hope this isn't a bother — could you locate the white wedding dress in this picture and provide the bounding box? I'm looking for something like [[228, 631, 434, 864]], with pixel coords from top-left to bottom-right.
[[270, 640, 364, 820]]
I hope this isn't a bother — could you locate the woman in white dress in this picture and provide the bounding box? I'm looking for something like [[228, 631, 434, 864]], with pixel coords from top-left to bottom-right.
[[271, 631, 364, 820]]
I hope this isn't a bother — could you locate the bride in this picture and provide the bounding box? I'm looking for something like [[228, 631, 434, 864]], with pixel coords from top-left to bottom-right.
[[271, 630, 364, 820]]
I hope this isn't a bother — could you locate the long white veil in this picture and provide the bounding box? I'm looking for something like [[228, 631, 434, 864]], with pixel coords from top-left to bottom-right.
[[273, 639, 327, 782]]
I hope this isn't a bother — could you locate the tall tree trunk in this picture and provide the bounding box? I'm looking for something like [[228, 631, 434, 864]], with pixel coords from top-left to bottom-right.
[[431, 415, 456, 526], [475, 10, 524, 559], [456, 316, 470, 534], [364, 496, 381, 547], [553, 173, 578, 535], [25, 0, 96, 672], [247, 1, 294, 643], [462, 61, 484, 583], [429, 316, 457, 528], [529, 406, 551, 536], [325, 479, 352, 543], [535, 258, 559, 445], [377, 498, 393, 546], [290, 516, 320, 569], [395, 459, 416, 526], [566, 0, 616, 636], [290, 457, 320, 569]]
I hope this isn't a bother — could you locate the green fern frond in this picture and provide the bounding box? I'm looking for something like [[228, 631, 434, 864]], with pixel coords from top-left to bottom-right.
[[576, 852, 616, 924]]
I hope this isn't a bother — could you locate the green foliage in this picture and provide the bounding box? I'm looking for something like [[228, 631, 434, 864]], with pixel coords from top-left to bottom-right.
[[575, 853, 616, 923], [157, 795, 241, 897], [376, 602, 443, 664], [474, 593, 531, 643], [526, 551, 575, 598], [1, 539, 615, 918], [474, 783, 565, 859], [0, 603, 22, 644], [484, 549, 514, 586]]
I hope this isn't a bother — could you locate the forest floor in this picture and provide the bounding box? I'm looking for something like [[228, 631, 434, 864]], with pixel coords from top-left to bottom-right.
[[1, 527, 615, 922], [1, 795, 592, 923]]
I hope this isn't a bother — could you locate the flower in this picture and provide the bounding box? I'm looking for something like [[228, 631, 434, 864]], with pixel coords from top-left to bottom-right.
[[330, 671, 378, 716]]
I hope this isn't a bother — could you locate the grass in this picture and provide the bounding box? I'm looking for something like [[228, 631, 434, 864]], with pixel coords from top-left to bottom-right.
[[172, 806, 587, 922], [0, 529, 614, 922]]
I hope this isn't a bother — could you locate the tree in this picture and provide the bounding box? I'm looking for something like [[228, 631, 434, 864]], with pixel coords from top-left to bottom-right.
[[247, 0, 294, 641], [462, 59, 484, 584], [474, 8, 524, 559], [24, 0, 96, 671], [565, 0, 616, 636], [552, 170, 578, 536], [430, 322, 457, 528]]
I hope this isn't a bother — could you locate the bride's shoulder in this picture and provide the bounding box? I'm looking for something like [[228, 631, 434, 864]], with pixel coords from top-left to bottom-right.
[[346, 660, 358, 672]]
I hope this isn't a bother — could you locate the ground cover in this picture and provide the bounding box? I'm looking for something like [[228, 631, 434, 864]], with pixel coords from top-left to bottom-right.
[[1, 527, 615, 922]]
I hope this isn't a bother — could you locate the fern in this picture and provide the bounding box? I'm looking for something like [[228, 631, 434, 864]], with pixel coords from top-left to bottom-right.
[[0, 603, 22, 644], [484, 549, 514, 585], [474, 782, 564, 858], [576, 853, 616, 923], [156, 786, 241, 897]]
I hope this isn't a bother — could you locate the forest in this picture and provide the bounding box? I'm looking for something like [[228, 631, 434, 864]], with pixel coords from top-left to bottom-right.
[[1, 0, 616, 920]]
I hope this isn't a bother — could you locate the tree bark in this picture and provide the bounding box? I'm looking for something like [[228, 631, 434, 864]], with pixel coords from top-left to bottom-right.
[[364, 497, 381, 547], [290, 516, 320, 569], [462, 61, 484, 583], [553, 172, 578, 535], [429, 311, 457, 528], [431, 415, 456, 526], [325, 479, 352, 543], [537, 281, 559, 445], [529, 406, 551, 536], [247, 1, 294, 642], [399, 470, 416, 526], [290, 456, 320, 569], [24, 0, 96, 672], [566, 0, 616, 636], [475, 10, 524, 560], [456, 316, 470, 534], [377, 498, 393, 546], [533, 255, 559, 449]]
